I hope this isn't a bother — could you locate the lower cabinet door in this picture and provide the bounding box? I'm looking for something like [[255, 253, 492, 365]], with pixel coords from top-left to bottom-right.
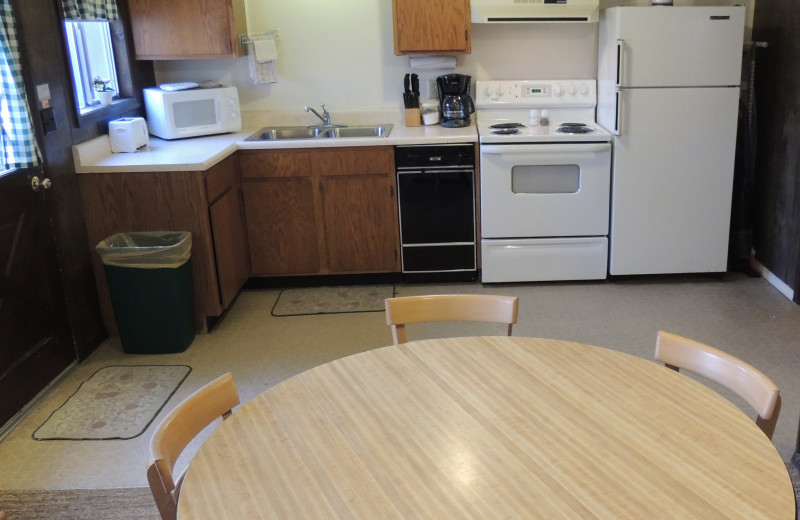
[[321, 174, 400, 273], [209, 187, 250, 307], [243, 177, 320, 275]]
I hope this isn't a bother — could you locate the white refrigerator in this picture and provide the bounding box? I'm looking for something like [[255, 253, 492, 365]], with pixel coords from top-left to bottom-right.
[[597, 6, 745, 275]]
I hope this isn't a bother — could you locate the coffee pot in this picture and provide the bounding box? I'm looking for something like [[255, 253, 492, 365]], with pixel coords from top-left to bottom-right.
[[437, 74, 475, 128]]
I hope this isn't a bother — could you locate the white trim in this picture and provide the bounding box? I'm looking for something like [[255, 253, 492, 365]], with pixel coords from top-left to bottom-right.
[[753, 259, 795, 302]]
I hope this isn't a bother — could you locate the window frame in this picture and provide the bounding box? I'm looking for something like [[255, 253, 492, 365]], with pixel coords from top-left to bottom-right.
[[65, 20, 120, 114], [61, 13, 143, 128]]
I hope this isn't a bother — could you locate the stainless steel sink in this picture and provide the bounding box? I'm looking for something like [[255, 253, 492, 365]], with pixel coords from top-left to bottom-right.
[[246, 127, 325, 141], [246, 124, 393, 141], [321, 125, 393, 138]]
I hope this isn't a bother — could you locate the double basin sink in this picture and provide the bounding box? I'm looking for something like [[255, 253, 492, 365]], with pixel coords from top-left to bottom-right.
[[246, 124, 393, 142]]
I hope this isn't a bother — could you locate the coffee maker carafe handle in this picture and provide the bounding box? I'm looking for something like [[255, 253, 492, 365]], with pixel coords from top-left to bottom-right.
[[464, 95, 475, 116]]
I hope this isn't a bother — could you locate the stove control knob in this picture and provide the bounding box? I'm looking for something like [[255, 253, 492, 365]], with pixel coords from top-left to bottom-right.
[[553, 85, 564, 97], [579, 84, 590, 96], [495, 85, 505, 98], [483, 84, 492, 97], [567, 85, 578, 96]]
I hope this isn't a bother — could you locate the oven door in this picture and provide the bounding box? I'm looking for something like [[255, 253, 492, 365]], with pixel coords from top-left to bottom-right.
[[480, 142, 611, 238]]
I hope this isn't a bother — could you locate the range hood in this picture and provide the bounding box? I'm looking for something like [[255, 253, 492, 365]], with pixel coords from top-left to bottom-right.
[[471, 0, 600, 24]]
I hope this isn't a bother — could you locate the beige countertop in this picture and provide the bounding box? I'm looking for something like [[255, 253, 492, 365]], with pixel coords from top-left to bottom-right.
[[73, 110, 478, 173]]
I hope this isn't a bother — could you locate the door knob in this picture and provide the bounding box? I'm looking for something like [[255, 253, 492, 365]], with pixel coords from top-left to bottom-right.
[[31, 176, 52, 192]]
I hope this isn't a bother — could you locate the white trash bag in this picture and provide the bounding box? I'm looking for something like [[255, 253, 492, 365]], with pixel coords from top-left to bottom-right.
[[96, 231, 192, 269]]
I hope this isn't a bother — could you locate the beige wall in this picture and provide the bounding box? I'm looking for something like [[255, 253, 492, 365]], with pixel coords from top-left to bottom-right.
[[154, 0, 754, 114]]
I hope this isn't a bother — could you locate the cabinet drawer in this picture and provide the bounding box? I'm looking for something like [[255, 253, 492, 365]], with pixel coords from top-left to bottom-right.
[[239, 150, 314, 179], [205, 156, 238, 203], [319, 147, 394, 176]]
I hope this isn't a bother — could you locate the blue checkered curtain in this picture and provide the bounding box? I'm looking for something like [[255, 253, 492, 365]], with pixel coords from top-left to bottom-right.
[[0, 0, 39, 169], [62, 0, 119, 20]]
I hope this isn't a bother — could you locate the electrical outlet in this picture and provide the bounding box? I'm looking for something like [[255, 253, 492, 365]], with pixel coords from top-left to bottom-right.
[[428, 78, 439, 100]]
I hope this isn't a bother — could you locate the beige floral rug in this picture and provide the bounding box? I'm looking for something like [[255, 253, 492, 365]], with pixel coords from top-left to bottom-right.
[[271, 285, 396, 316], [32, 365, 191, 441]]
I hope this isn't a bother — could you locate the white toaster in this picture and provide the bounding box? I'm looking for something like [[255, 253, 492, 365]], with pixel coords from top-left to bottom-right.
[[109, 117, 149, 153]]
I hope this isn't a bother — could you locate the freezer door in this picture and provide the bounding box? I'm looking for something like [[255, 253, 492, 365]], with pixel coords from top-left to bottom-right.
[[608, 6, 745, 87], [609, 87, 739, 275]]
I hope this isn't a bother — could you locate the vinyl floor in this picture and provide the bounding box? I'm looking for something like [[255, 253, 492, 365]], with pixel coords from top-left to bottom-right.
[[1, 273, 798, 490]]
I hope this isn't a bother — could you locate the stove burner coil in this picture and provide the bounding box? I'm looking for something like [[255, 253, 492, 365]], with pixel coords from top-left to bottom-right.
[[489, 123, 526, 129], [491, 128, 521, 135], [556, 123, 593, 134]]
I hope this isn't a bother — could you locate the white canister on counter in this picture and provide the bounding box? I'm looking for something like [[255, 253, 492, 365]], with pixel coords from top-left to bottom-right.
[[421, 100, 440, 125], [528, 109, 540, 126]]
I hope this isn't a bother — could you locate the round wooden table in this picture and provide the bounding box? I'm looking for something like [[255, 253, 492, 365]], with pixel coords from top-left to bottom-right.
[[178, 337, 795, 519]]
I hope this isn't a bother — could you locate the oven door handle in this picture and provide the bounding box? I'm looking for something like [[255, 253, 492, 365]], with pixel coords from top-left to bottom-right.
[[479, 143, 611, 155]]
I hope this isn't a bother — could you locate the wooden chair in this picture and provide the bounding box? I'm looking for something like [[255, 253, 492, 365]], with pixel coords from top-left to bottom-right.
[[147, 372, 240, 520], [385, 294, 519, 345], [655, 330, 781, 440]]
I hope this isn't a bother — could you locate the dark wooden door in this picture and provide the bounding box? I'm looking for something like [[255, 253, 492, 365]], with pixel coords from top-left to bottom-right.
[[0, 166, 74, 426]]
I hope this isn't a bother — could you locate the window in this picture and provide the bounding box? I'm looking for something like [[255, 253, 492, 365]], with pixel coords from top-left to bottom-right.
[[0, 0, 39, 172], [64, 20, 118, 113]]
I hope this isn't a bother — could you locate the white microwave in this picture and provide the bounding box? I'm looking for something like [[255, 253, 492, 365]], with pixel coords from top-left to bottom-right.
[[143, 86, 241, 140]]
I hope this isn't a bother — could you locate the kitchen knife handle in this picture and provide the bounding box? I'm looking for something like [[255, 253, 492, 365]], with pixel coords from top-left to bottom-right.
[[615, 39, 624, 88]]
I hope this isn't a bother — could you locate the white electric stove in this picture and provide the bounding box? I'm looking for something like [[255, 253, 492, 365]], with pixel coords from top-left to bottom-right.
[[476, 80, 613, 283]]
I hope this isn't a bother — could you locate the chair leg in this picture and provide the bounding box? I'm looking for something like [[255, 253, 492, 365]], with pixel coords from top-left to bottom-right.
[[147, 462, 178, 520]]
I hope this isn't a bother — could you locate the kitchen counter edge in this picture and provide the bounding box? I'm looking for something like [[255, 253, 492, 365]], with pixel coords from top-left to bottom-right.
[[73, 125, 478, 174]]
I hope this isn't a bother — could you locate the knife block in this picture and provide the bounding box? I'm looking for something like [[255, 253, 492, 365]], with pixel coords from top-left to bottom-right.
[[405, 108, 422, 127]]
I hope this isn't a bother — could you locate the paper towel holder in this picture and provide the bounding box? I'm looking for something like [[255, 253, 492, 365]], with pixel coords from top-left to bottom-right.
[[240, 29, 280, 48], [408, 55, 456, 70]]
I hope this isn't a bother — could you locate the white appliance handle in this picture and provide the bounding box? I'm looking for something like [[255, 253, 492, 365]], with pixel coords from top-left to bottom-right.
[[614, 89, 622, 136], [480, 143, 611, 155], [615, 39, 624, 88]]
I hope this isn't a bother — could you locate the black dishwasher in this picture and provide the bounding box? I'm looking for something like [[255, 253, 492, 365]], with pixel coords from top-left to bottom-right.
[[395, 143, 477, 281]]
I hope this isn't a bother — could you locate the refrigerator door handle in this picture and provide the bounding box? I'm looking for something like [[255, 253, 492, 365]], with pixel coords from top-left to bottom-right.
[[615, 39, 624, 88], [614, 88, 622, 136]]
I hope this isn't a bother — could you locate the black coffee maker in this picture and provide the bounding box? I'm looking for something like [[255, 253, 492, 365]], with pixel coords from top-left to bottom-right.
[[437, 74, 475, 128]]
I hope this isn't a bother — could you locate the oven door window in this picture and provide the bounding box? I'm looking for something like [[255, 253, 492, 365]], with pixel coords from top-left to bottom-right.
[[512, 164, 580, 194]]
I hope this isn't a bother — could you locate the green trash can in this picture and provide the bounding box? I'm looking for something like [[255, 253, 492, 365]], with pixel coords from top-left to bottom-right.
[[96, 231, 195, 354]]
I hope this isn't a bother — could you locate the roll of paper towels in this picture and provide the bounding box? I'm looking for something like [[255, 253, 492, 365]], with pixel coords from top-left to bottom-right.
[[408, 56, 456, 70]]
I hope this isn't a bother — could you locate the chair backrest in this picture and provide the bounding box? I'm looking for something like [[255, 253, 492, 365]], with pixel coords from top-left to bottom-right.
[[655, 330, 781, 439], [147, 372, 240, 520], [385, 294, 519, 345]]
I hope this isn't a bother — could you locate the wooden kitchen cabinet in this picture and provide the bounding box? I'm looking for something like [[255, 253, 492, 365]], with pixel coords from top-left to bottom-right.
[[127, 0, 247, 59], [206, 156, 250, 309], [239, 150, 320, 275], [78, 154, 249, 334], [319, 148, 400, 273], [239, 147, 400, 276], [392, 0, 471, 55]]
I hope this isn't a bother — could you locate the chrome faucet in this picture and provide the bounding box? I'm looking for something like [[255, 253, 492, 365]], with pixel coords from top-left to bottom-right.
[[304, 104, 332, 126]]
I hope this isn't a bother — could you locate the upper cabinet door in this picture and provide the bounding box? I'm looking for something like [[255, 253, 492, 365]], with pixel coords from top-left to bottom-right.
[[393, 0, 471, 55], [127, 0, 247, 60]]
